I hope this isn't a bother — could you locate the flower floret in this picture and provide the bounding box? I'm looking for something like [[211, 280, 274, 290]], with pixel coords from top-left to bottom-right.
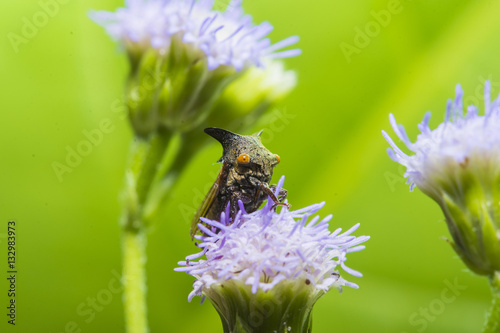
[[175, 176, 369, 300], [90, 0, 301, 70]]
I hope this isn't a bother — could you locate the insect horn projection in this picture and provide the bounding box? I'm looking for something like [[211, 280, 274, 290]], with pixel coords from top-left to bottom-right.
[[190, 127, 289, 239]]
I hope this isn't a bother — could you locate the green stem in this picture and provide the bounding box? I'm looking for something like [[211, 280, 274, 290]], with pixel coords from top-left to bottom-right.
[[484, 272, 500, 333], [121, 130, 171, 333], [124, 130, 171, 232], [122, 231, 149, 333], [142, 130, 209, 224]]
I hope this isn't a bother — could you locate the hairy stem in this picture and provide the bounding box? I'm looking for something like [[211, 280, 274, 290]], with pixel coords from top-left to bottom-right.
[[121, 130, 171, 333], [124, 131, 171, 232], [484, 272, 500, 333], [142, 131, 208, 225], [122, 231, 149, 333]]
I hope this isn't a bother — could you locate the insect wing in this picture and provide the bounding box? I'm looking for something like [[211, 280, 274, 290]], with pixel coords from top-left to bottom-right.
[[190, 162, 228, 239]]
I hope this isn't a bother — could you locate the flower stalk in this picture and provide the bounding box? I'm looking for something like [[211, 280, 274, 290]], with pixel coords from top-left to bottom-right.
[[120, 131, 171, 333], [383, 81, 500, 331], [484, 272, 500, 333], [123, 131, 172, 231], [122, 231, 149, 333]]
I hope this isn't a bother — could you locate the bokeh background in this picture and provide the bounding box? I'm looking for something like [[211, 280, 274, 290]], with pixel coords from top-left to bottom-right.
[[2, 0, 499, 332]]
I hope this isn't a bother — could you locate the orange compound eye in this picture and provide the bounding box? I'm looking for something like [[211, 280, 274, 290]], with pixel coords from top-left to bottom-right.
[[275, 154, 280, 164], [237, 154, 250, 164]]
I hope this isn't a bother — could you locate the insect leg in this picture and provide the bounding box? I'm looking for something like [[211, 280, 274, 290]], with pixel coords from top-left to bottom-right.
[[259, 183, 291, 210], [270, 185, 287, 202]]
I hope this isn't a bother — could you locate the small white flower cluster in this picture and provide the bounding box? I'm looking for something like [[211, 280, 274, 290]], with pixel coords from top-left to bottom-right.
[[176, 177, 369, 301], [90, 0, 300, 70]]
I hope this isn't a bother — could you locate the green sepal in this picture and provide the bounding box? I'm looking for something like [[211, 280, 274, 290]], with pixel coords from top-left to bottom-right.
[[481, 206, 500, 273], [126, 48, 162, 137], [438, 169, 500, 276], [205, 279, 324, 333]]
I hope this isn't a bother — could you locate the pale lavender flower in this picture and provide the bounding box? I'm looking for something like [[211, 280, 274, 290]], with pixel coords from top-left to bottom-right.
[[383, 81, 500, 197], [90, 0, 300, 70], [383, 81, 500, 276], [175, 176, 369, 303], [90, 0, 300, 137]]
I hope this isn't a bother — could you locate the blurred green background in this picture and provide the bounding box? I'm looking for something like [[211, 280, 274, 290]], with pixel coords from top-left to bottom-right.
[[2, 0, 499, 332]]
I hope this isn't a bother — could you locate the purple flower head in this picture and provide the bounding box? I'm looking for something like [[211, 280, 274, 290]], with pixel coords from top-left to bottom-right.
[[90, 0, 301, 70], [383, 81, 500, 276], [175, 176, 369, 301], [383, 81, 500, 198]]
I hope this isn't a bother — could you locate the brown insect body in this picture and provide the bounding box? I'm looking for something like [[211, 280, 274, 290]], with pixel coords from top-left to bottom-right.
[[190, 127, 288, 239]]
